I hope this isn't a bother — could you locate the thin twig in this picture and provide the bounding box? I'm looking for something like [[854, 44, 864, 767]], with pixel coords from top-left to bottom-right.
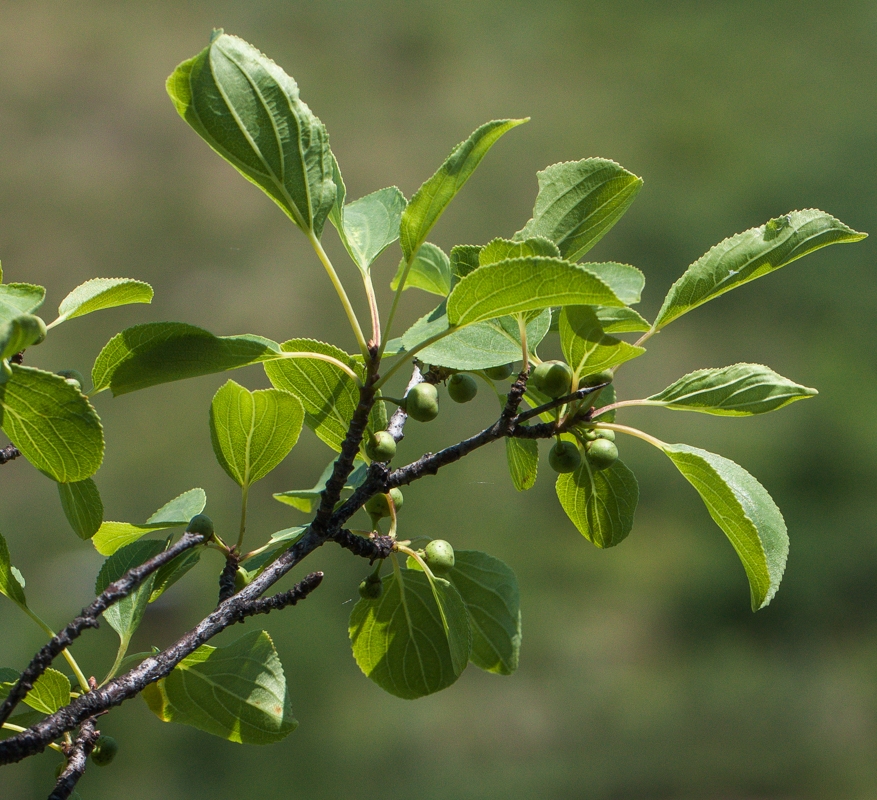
[[47, 718, 98, 800]]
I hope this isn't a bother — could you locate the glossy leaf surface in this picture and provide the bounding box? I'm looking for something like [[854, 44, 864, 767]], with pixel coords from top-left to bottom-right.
[[58, 478, 103, 540], [55, 278, 153, 324]]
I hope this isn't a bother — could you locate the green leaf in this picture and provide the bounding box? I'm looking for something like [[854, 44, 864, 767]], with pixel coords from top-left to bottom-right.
[[93, 488, 206, 556], [450, 245, 483, 285], [0, 531, 27, 609], [209, 380, 304, 488], [149, 548, 202, 603], [479, 236, 560, 265], [0, 316, 46, 361], [556, 458, 639, 548], [591, 383, 617, 422], [446, 256, 624, 327], [390, 243, 451, 296], [167, 33, 335, 237], [142, 629, 297, 744], [646, 363, 817, 416], [92, 322, 283, 396], [334, 186, 406, 272], [400, 119, 527, 261], [559, 306, 645, 381], [273, 459, 366, 512], [516, 158, 643, 261], [583, 263, 645, 306], [661, 443, 788, 610], [0, 284, 45, 326], [57, 479, 103, 540], [0, 366, 104, 482], [55, 279, 153, 324], [596, 306, 651, 333], [349, 569, 470, 699], [95, 540, 165, 643], [20, 668, 70, 715], [416, 309, 551, 371], [654, 210, 867, 330], [446, 551, 521, 675], [505, 437, 538, 491]]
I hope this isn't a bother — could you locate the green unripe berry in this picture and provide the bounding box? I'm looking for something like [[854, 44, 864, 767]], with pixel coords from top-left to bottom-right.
[[90, 735, 118, 767], [234, 567, 252, 592], [586, 438, 618, 470], [404, 383, 439, 422], [365, 431, 396, 461], [56, 369, 85, 392], [531, 360, 574, 398], [447, 373, 478, 403], [28, 315, 47, 346], [186, 514, 214, 540], [580, 369, 614, 388], [358, 574, 383, 600], [364, 487, 404, 519], [423, 539, 455, 575], [548, 441, 582, 473], [484, 363, 514, 381], [594, 428, 616, 442]]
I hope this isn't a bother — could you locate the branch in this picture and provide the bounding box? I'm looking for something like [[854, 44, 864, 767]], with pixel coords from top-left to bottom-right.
[[48, 718, 98, 800], [0, 444, 21, 465]]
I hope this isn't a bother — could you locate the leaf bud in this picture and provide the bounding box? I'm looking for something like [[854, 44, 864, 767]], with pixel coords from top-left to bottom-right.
[[447, 373, 478, 403]]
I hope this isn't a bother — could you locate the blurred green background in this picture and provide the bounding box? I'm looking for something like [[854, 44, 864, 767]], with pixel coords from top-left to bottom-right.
[[1, 1, 875, 797]]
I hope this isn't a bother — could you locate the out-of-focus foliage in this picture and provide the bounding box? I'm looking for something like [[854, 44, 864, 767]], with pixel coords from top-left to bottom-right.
[[0, 1, 874, 798]]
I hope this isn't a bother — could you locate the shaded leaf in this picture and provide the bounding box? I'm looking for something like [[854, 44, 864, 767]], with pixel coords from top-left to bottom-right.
[[505, 437, 538, 491], [335, 186, 406, 272], [391, 243, 451, 296], [274, 459, 366, 512], [559, 306, 645, 381], [55, 279, 153, 324], [149, 548, 202, 603], [0, 531, 27, 609], [57, 478, 103, 540], [142, 629, 297, 744], [0, 284, 45, 326], [450, 245, 483, 285], [596, 306, 651, 333]]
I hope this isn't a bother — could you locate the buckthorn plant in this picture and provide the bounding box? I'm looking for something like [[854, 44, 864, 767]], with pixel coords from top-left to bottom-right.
[[0, 29, 866, 798]]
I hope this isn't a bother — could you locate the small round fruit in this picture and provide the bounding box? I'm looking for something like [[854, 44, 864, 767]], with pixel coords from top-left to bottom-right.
[[56, 369, 85, 391], [30, 316, 47, 346], [586, 438, 618, 470], [447, 373, 477, 403], [548, 441, 581, 473], [484, 363, 514, 381], [580, 369, 614, 388], [365, 431, 396, 461], [404, 383, 439, 422], [364, 487, 404, 519], [358, 575, 383, 600], [234, 567, 252, 592], [531, 360, 574, 398], [90, 735, 118, 767], [186, 514, 214, 540], [594, 428, 616, 442], [423, 539, 455, 575]]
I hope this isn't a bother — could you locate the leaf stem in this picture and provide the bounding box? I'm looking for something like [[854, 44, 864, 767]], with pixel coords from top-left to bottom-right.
[[100, 636, 130, 687], [23, 608, 90, 693], [307, 231, 369, 358], [237, 484, 250, 551], [591, 399, 660, 417], [596, 422, 668, 450], [362, 271, 381, 346], [517, 314, 529, 372]]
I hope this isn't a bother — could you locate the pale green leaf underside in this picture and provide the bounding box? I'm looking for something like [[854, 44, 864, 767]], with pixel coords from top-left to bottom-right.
[[58, 478, 103, 540], [0, 283, 45, 326], [20, 668, 71, 715], [391, 242, 451, 296], [584, 262, 645, 306], [556, 458, 639, 548], [338, 186, 406, 272], [209, 380, 304, 487], [0, 316, 46, 362], [646, 363, 817, 416], [559, 306, 645, 381], [505, 437, 538, 491], [95, 540, 165, 642], [167, 33, 335, 236], [516, 158, 643, 262], [400, 118, 527, 260], [654, 209, 867, 330], [447, 256, 624, 327], [91, 322, 283, 396], [446, 551, 521, 674], [662, 443, 788, 611], [147, 488, 208, 525], [0, 366, 104, 482], [349, 570, 470, 699], [0, 531, 27, 609], [56, 278, 153, 324], [596, 306, 651, 333], [142, 629, 297, 744]]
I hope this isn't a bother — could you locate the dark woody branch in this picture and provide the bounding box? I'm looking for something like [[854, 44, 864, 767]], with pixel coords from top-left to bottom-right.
[[47, 718, 98, 800]]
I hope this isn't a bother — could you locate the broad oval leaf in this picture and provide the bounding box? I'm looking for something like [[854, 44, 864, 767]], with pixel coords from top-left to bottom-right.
[[0, 315, 46, 361], [19, 668, 71, 715], [446, 551, 521, 675], [479, 236, 560, 265], [516, 158, 643, 261], [391, 242, 451, 296], [559, 306, 645, 381], [0, 531, 27, 609], [349, 569, 470, 699], [210, 380, 304, 488], [0, 283, 45, 326], [95, 540, 165, 643], [505, 437, 538, 492], [55, 278, 153, 324], [556, 457, 639, 548], [58, 478, 103, 540], [142, 629, 297, 744], [446, 256, 624, 328], [168, 32, 335, 237], [147, 488, 208, 526], [661, 443, 788, 611], [646, 363, 817, 416], [0, 366, 104, 482], [400, 119, 527, 261], [336, 186, 406, 272], [92, 322, 283, 396], [654, 210, 867, 330]]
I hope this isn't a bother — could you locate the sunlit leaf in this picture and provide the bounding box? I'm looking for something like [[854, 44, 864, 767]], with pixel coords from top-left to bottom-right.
[[391, 243, 451, 296], [0, 284, 45, 327], [55, 279, 153, 324], [334, 186, 406, 272]]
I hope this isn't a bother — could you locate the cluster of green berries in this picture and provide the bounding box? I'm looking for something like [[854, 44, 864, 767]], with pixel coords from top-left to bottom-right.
[[548, 428, 618, 474]]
